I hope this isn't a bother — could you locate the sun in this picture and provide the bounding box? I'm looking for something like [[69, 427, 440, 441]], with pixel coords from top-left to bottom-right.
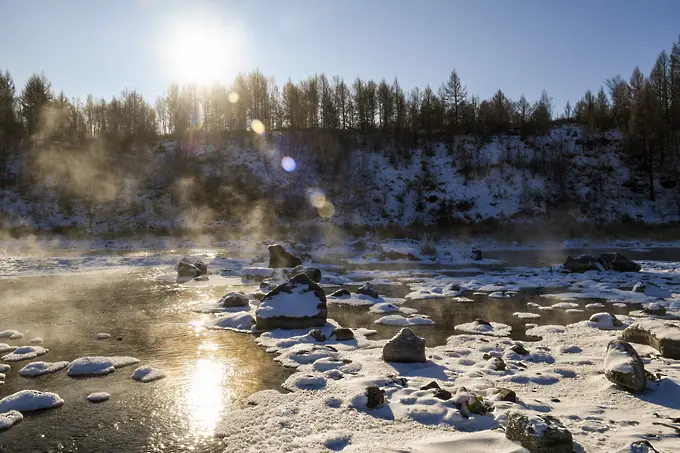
[[159, 16, 244, 87]]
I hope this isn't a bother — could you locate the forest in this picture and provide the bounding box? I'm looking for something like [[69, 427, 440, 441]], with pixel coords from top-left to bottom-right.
[[0, 36, 680, 233]]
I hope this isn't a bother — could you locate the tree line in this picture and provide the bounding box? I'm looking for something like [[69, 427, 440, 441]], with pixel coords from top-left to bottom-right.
[[1, 35, 680, 200]]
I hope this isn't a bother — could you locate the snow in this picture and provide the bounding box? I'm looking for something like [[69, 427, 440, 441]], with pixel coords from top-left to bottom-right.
[[374, 315, 435, 326], [131, 365, 166, 382], [67, 356, 140, 376], [0, 364, 10, 373], [0, 390, 64, 412], [256, 285, 323, 319], [513, 312, 540, 319], [206, 312, 256, 332], [95, 333, 111, 340], [18, 361, 69, 377], [29, 337, 43, 345], [0, 344, 16, 354], [0, 330, 24, 340], [604, 342, 635, 374], [87, 392, 110, 403], [1, 345, 49, 362], [454, 321, 512, 337], [0, 410, 23, 431]]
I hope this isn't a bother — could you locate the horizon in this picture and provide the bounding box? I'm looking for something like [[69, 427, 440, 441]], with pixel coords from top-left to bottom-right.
[[3, 0, 679, 110]]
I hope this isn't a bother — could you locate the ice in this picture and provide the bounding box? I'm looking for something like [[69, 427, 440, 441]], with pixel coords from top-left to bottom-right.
[[455, 321, 512, 337], [328, 294, 404, 307], [95, 333, 111, 340], [375, 315, 435, 326], [131, 365, 166, 382], [1, 345, 49, 362], [0, 330, 24, 340], [87, 392, 110, 403], [551, 302, 581, 309], [18, 361, 69, 377], [206, 312, 255, 332], [67, 356, 140, 376], [513, 312, 540, 319], [0, 410, 23, 431], [0, 344, 16, 354], [29, 337, 43, 345], [0, 390, 64, 412], [368, 302, 416, 314], [488, 291, 518, 299]]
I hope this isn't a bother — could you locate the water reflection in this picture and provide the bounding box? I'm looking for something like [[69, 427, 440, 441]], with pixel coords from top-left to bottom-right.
[[186, 358, 231, 436]]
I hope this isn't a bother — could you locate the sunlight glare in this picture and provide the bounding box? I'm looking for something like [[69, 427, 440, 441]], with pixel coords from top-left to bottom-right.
[[251, 119, 265, 135], [281, 156, 296, 172], [186, 358, 232, 435]]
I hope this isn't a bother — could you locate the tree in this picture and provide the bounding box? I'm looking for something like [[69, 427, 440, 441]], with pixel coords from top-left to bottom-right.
[[564, 101, 572, 120], [20, 72, 53, 138], [443, 70, 467, 131], [594, 87, 611, 137], [532, 90, 552, 135]]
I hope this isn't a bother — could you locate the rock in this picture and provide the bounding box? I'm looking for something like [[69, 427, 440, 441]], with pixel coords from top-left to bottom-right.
[[310, 329, 326, 342], [505, 411, 573, 453], [604, 339, 647, 392], [632, 282, 671, 299], [600, 253, 641, 272], [472, 249, 482, 261], [496, 388, 518, 403], [563, 254, 609, 273], [641, 303, 667, 316], [357, 283, 379, 299], [420, 381, 440, 390], [475, 318, 492, 326], [613, 440, 660, 453], [382, 328, 426, 363], [268, 244, 302, 269], [329, 289, 351, 298], [589, 312, 624, 329], [511, 343, 530, 355], [218, 292, 250, 308], [255, 274, 327, 330], [447, 283, 461, 292], [490, 357, 506, 371], [176, 257, 208, 280], [621, 320, 680, 359], [193, 275, 209, 282], [366, 386, 385, 408], [433, 388, 452, 400], [292, 266, 322, 283], [379, 250, 420, 261], [330, 328, 354, 341]]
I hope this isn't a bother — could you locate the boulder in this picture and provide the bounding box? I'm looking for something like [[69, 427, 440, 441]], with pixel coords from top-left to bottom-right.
[[267, 244, 302, 269], [604, 339, 647, 392], [379, 250, 420, 261], [176, 257, 208, 280], [193, 275, 209, 282], [511, 343, 529, 355], [433, 388, 452, 400], [612, 440, 659, 453], [600, 253, 641, 272], [632, 282, 671, 299], [588, 312, 624, 330], [366, 386, 385, 408], [382, 328, 426, 363], [218, 292, 250, 308], [255, 274, 327, 330], [292, 266, 322, 283], [420, 381, 440, 390], [489, 357, 506, 371], [505, 412, 573, 453], [495, 388, 518, 403], [329, 289, 351, 298], [309, 329, 326, 342], [330, 328, 354, 341], [641, 303, 667, 316], [621, 320, 680, 359], [357, 283, 379, 299], [563, 254, 609, 273]]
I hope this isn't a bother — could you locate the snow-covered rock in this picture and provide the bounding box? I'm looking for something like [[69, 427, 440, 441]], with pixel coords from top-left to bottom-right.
[[375, 315, 435, 326], [217, 291, 250, 307], [1, 346, 49, 362], [505, 411, 573, 452], [268, 244, 302, 269], [87, 392, 110, 403], [621, 320, 680, 359], [67, 356, 140, 376], [586, 312, 624, 330], [255, 274, 327, 330], [382, 328, 426, 363], [18, 361, 69, 377], [207, 312, 255, 332], [131, 365, 166, 382], [631, 282, 671, 299], [0, 410, 22, 431], [0, 390, 64, 412], [454, 319, 512, 337], [604, 340, 646, 392]]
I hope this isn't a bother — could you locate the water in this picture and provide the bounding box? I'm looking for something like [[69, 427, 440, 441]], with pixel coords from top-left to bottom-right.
[[0, 247, 671, 451], [0, 270, 291, 452]]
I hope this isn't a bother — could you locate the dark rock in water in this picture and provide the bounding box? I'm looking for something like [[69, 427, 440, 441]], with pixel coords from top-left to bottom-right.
[[511, 343, 530, 355], [176, 257, 208, 280], [255, 274, 327, 330], [420, 381, 440, 391], [267, 244, 302, 269], [613, 440, 660, 453], [329, 289, 351, 298], [193, 275, 209, 282], [472, 249, 482, 261], [475, 318, 492, 326], [357, 283, 379, 299], [447, 283, 461, 292], [551, 398, 561, 403], [600, 253, 641, 272], [366, 386, 385, 408], [379, 250, 421, 261], [563, 254, 608, 273], [496, 388, 518, 403], [382, 328, 426, 363], [292, 265, 322, 283], [330, 328, 354, 341], [218, 292, 250, 308], [433, 388, 452, 401], [641, 303, 667, 316], [604, 340, 647, 392], [505, 412, 573, 453], [621, 320, 680, 359], [310, 329, 326, 342]]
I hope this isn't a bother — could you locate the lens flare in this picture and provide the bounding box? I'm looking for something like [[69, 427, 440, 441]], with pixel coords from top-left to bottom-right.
[[228, 92, 239, 103], [318, 201, 336, 218], [308, 189, 326, 208], [281, 156, 296, 172], [251, 119, 265, 135]]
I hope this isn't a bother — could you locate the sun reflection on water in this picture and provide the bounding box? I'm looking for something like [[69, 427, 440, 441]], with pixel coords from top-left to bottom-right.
[[186, 358, 234, 436]]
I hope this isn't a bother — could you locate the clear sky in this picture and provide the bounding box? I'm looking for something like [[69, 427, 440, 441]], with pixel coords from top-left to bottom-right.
[[2, 0, 679, 111]]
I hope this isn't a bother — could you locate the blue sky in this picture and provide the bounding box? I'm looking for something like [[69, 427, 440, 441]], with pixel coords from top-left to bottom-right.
[[2, 0, 678, 111]]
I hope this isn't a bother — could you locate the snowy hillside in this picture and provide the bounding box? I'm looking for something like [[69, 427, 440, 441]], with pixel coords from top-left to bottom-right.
[[1, 124, 678, 234]]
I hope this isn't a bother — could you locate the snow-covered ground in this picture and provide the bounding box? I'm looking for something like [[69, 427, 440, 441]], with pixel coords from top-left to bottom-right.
[[0, 237, 679, 451]]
